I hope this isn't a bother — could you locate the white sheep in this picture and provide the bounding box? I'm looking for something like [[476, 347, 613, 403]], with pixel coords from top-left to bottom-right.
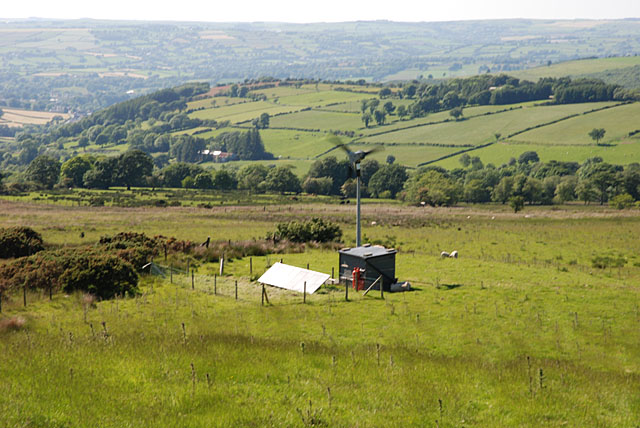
[[440, 251, 450, 258], [449, 250, 458, 258]]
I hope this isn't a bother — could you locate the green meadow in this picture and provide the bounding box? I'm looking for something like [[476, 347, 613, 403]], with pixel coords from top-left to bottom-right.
[[1, 200, 640, 427]]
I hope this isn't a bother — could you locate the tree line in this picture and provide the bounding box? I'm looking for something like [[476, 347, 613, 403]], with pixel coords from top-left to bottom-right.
[[4, 147, 640, 210]]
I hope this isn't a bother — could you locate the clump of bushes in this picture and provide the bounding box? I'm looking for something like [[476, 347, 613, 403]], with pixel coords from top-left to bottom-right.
[[591, 253, 627, 269], [267, 218, 343, 243], [0, 227, 44, 259], [0, 248, 139, 299]]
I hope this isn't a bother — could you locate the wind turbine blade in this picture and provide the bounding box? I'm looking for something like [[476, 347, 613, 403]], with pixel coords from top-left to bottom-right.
[[363, 145, 384, 156]]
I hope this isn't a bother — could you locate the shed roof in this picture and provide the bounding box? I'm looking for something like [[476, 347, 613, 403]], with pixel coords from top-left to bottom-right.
[[257, 262, 330, 294], [338, 245, 397, 259]]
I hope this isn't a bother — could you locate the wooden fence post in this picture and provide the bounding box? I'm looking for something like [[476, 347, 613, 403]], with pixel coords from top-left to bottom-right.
[[345, 281, 349, 302], [235, 280, 238, 300], [219, 255, 225, 276], [191, 270, 195, 290], [23, 284, 27, 307], [380, 280, 384, 299], [214, 274, 217, 295], [261, 284, 265, 306], [331, 267, 334, 279], [250, 258, 253, 276], [306, 263, 309, 270], [303, 281, 307, 304]]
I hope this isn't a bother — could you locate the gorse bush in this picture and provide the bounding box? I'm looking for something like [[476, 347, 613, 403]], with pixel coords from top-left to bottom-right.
[[268, 218, 343, 243], [0, 247, 139, 299], [0, 226, 44, 259]]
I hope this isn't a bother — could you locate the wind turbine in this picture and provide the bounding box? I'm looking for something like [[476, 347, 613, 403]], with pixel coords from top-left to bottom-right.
[[332, 138, 383, 247]]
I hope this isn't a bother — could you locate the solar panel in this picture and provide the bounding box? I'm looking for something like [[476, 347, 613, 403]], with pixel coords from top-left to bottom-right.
[[258, 262, 330, 294]]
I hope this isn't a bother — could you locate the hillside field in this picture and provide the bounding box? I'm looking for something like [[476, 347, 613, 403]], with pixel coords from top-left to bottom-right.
[[178, 83, 640, 170], [0, 200, 639, 426]]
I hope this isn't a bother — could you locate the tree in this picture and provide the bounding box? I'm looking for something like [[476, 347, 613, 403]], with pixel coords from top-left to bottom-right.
[[373, 109, 386, 125], [383, 101, 395, 114], [588, 128, 606, 145], [83, 157, 117, 189], [449, 106, 464, 120], [470, 156, 484, 170], [360, 159, 380, 186], [253, 113, 270, 129], [379, 88, 392, 98], [264, 166, 301, 194], [404, 169, 461, 206], [368, 164, 408, 198], [491, 176, 515, 204], [26, 155, 60, 189], [509, 195, 525, 213], [361, 112, 372, 128], [459, 153, 471, 168], [115, 150, 153, 190], [396, 105, 408, 119], [302, 176, 333, 195], [161, 163, 204, 188], [575, 179, 597, 204], [518, 151, 539, 165], [194, 172, 214, 189], [386, 155, 396, 165], [61, 156, 93, 188], [213, 169, 237, 190], [237, 164, 269, 193]]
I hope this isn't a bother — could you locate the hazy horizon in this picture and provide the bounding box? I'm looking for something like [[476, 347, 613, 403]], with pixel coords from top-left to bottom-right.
[[2, 0, 640, 24]]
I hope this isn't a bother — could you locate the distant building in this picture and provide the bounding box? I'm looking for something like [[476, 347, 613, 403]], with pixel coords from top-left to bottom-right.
[[200, 149, 236, 163]]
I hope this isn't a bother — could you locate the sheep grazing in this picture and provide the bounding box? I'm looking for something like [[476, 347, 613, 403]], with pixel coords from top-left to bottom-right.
[[450, 250, 458, 258], [440, 251, 450, 258]]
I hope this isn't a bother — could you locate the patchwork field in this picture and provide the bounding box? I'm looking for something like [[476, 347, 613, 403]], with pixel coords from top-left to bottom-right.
[[0, 108, 70, 127], [1, 200, 639, 426]]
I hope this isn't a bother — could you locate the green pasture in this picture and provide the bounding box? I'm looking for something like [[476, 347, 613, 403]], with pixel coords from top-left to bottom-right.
[[362, 102, 617, 146], [270, 110, 364, 132], [1, 202, 640, 426], [436, 141, 640, 170], [509, 56, 640, 82], [506, 102, 640, 146], [189, 101, 302, 124], [275, 90, 371, 107], [321, 143, 459, 168], [186, 96, 246, 110], [249, 86, 317, 99], [259, 129, 329, 159]]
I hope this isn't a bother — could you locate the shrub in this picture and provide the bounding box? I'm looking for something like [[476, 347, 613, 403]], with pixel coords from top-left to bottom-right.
[[0, 227, 44, 259], [268, 218, 343, 243], [0, 247, 139, 300], [609, 193, 635, 210], [592, 253, 626, 269]]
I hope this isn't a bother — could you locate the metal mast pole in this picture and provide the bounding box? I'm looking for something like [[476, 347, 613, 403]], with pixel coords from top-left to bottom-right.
[[356, 164, 361, 247]]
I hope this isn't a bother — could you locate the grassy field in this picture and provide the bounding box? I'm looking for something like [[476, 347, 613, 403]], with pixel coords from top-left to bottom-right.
[[362, 103, 616, 147], [1, 200, 640, 426], [259, 129, 330, 159], [509, 56, 640, 82], [275, 90, 371, 107], [0, 108, 70, 127], [506, 102, 640, 146], [270, 110, 364, 132], [189, 101, 304, 124], [435, 141, 640, 170]]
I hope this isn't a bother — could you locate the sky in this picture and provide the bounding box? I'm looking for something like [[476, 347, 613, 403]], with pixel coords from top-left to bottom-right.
[[2, 0, 640, 23]]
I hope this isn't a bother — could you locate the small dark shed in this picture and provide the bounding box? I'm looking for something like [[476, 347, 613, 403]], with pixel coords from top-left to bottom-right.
[[339, 245, 397, 291]]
